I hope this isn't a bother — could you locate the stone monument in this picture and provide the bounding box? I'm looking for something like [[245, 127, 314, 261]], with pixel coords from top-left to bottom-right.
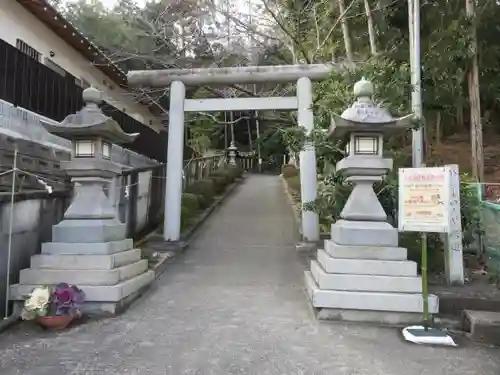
[[10, 87, 154, 315], [305, 78, 439, 324]]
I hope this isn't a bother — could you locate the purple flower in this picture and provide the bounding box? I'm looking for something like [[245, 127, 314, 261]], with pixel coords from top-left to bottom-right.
[[48, 283, 86, 316]]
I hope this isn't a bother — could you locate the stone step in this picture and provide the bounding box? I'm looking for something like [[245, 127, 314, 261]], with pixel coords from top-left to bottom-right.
[[41, 239, 133, 255], [19, 260, 148, 286], [310, 260, 422, 293], [317, 249, 417, 277], [324, 240, 408, 261], [305, 271, 438, 313], [30, 249, 142, 270], [462, 310, 500, 345], [11, 270, 155, 302]]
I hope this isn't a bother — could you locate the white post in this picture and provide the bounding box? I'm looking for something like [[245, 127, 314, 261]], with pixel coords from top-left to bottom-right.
[[163, 81, 186, 241], [297, 77, 319, 241], [444, 164, 465, 284]]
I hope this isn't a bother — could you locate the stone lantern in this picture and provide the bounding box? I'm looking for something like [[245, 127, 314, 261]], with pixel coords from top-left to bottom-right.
[[227, 141, 237, 166], [304, 78, 439, 324], [327, 77, 413, 246], [42, 87, 138, 238], [10, 87, 154, 315]]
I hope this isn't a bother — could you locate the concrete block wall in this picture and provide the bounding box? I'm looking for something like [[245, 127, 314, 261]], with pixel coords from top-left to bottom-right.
[[0, 191, 69, 317]]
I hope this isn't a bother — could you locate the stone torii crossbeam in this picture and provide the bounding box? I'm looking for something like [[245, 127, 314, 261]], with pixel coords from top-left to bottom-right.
[[127, 64, 340, 244]]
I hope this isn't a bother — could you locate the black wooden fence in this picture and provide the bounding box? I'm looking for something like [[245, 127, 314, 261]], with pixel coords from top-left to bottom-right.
[[0, 38, 167, 162]]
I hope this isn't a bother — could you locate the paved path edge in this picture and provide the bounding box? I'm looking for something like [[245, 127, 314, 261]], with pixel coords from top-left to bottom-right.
[[151, 176, 245, 279]]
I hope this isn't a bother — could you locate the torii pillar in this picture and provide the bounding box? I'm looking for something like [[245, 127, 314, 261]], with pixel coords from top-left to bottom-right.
[[127, 65, 336, 243]]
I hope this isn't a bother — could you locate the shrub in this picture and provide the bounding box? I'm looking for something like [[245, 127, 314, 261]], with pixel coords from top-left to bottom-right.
[[282, 164, 299, 178], [186, 179, 215, 206], [181, 204, 197, 230], [226, 165, 243, 179], [209, 175, 228, 194], [210, 168, 234, 184], [182, 193, 200, 212], [286, 175, 301, 196]]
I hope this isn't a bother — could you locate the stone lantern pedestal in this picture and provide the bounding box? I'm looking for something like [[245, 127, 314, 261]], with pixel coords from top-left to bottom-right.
[[305, 78, 439, 324], [10, 88, 154, 315]]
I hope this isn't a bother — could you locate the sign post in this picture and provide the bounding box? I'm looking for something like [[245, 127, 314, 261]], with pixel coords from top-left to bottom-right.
[[398, 165, 464, 285], [399, 165, 462, 345]]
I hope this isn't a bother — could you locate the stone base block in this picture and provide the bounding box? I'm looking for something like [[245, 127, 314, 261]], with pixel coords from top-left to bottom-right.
[[463, 310, 500, 345], [305, 271, 438, 313], [324, 240, 408, 261], [52, 219, 126, 243], [11, 270, 154, 316], [331, 220, 398, 247], [310, 260, 422, 293], [31, 249, 141, 270], [295, 241, 320, 255], [316, 308, 426, 326], [317, 249, 417, 277], [41, 239, 133, 255], [19, 260, 148, 286]]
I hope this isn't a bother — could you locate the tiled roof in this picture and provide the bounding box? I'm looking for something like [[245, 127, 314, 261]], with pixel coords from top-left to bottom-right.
[[17, 0, 128, 86]]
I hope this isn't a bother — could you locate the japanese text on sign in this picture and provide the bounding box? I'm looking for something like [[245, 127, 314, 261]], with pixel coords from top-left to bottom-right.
[[398, 167, 451, 233]]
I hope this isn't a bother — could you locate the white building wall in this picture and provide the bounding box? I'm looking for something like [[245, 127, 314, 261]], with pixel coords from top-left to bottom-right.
[[0, 0, 163, 132]]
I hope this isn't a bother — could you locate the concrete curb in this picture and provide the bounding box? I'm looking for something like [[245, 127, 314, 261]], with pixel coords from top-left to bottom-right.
[[0, 304, 21, 334], [148, 177, 244, 279], [280, 176, 326, 257], [280, 176, 302, 234]]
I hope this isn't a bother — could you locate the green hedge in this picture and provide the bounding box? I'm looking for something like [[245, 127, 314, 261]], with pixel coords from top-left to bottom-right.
[[185, 179, 216, 207], [180, 166, 242, 229], [209, 175, 227, 194], [182, 193, 201, 211], [210, 168, 235, 184]]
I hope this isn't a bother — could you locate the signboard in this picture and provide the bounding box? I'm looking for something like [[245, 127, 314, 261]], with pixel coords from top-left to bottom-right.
[[398, 164, 464, 284], [398, 166, 460, 233]]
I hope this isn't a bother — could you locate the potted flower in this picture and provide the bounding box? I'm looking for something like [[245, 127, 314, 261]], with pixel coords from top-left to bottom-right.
[[21, 283, 85, 331]]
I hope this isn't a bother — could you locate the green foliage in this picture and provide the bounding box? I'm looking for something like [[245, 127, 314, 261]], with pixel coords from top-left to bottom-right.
[[182, 193, 201, 212], [180, 204, 197, 230], [209, 175, 228, 194], [315, 58, 411, 126], [210, 168, 235, 184], [285, 175, 301, 197], [185, 179, 216, 207], [226, 165, 244, 179]]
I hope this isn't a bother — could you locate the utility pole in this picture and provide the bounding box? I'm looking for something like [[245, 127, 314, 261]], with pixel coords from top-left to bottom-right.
[[409, 0, 423, 168], [226, 0, 235, 148], [248, 0, 262, 172]]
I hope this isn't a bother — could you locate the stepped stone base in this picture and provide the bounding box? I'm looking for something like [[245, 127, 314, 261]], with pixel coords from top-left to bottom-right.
[[305, 239, 439, 325], [10, 232, 154, 316]]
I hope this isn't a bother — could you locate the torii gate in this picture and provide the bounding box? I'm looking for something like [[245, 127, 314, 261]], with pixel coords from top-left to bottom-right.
[[127, 65, 336, 243]]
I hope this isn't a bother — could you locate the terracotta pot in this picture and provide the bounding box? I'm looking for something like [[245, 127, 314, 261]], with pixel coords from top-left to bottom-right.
[[37, 314, 73, 331]]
